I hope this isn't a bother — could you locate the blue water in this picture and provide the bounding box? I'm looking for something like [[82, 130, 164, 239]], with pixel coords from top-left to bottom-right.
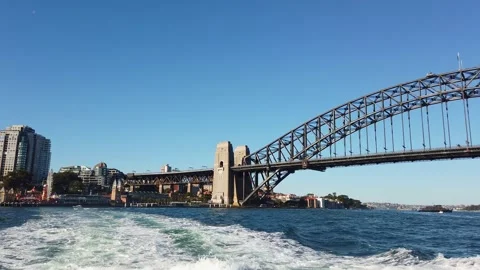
[[1, 207, 479, 269]]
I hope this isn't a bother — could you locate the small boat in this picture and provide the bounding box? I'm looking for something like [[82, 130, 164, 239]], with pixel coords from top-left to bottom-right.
[[73, 205, 83, 209], [439, 211, 444, 214]]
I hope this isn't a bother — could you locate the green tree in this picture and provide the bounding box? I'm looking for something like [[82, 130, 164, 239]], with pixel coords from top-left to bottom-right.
[[337, 194, 350, 202], [68, 180, 84, 194], [2, 170, 33, 192], [52, 172, 83, 194]]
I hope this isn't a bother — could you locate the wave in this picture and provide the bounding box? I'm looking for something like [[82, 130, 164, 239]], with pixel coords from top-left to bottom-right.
[[0, 209, 478, 270]]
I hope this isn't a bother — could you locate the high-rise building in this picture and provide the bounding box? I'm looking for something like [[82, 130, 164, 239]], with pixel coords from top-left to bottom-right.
[[0, 125, 51, 184]]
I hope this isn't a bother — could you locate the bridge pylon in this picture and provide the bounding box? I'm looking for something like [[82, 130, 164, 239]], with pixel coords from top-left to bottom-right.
[[211, 141, 234, 206], [233, 145, 251, 206], [211, 141, 250, 207]]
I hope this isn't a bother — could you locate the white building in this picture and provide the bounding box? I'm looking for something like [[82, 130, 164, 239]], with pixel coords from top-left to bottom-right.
[[78, 162, 109, 187], [275, 193, 299, 202], [59, 165, 91, 174]]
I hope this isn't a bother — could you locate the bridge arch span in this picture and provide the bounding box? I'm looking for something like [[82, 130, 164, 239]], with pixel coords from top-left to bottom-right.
[[237, 67, 480, 205]]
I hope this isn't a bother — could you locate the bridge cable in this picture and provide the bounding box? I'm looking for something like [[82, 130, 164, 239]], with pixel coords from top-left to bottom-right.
[[461, 74, 471, 146], [329, 122, 332, 158], [365, 97, 370, 154], [420, 101, 426, 150], [440, 85, 447, 148], [343, 115, 347, 157], [466, 98, 473, 146], [349, 106, 353, 156], [333, 111, 337, 157], [382, 94, 387, 152], [358, 109, 362, 155], [425, 90, 432, 150], [407, 92, 413, 151], [390, 97, 395, 152], [401, 89, 406, 152], [374, 103, 378, 153], [445, 101, 452, 148]]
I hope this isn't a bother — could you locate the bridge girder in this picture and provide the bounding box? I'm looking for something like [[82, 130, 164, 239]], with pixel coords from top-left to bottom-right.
[[125, 171, 213, 185], [239, 67, 480, 205]]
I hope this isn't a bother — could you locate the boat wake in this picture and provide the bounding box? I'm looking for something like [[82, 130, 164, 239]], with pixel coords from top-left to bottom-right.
[[0, 209, 478, 270]]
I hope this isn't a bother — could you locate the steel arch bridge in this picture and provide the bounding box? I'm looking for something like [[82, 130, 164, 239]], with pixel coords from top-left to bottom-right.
[[234, 67, 480, 205]]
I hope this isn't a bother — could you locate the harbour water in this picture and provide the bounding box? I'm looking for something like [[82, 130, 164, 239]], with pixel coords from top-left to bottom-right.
[[1, 207, 479, 269]]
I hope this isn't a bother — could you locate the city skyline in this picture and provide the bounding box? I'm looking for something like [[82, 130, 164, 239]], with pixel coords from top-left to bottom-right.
[[1, 1, 480, 205]]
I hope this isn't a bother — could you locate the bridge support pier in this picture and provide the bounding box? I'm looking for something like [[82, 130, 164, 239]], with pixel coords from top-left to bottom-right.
[[211, 141, 250, 207], [233, 146, 250, 206], [212, 141, 234, 206]]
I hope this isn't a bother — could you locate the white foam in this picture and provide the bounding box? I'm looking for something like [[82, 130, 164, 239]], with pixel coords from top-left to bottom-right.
[[0, 209, 479, 270]]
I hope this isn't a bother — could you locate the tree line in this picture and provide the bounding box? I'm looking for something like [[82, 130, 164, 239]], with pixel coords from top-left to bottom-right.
[[323, 192, 367, 209], [0, 170, 34, 192], [0, 170, 85, 194]]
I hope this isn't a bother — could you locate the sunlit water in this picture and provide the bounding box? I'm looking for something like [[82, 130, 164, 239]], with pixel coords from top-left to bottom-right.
[[1, 207, 479, 269]]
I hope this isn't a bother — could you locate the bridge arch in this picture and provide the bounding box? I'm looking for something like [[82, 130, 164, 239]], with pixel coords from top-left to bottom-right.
[[238, 67, 480, 205]]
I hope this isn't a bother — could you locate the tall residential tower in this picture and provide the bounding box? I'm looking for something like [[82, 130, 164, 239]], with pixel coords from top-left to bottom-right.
[[0, 125, 51, 184]]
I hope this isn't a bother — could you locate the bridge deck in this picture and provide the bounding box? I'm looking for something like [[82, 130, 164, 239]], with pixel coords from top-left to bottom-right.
[[127, 169, 213, 177], [231, 146, 480, 172], [126, 169, 214, 185]]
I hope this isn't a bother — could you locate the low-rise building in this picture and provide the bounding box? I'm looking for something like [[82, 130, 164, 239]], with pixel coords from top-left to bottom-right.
[[0, 187, 16, 203], [318, 197, 344, 209], [57, 194, 110, 205], [59, 162, 112, 187], [59, 165, 91, 174]]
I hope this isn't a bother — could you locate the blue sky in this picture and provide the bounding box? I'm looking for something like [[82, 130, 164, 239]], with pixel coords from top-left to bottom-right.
[[1, 0, 479, 205]]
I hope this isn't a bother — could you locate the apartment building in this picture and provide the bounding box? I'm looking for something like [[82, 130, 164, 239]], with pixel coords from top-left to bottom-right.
[[0, 125, 51, 184]]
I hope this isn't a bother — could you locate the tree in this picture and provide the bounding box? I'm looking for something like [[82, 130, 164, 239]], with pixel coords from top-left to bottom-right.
[[68, 181, 84, 194], [322, 192, 367, 209], [2, 170, 33, 192], [52, 172, 83, 194]]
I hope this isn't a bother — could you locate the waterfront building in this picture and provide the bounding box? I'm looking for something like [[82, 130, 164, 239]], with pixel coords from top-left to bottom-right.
[[0, 125, 51, 184], [318, 197, 344, 209], [57, 194, 110, 205], [0, 187, 16, 202], [79, 162, 109, 187], [59, 163, 124, 188], [274, 193, 299, 202]]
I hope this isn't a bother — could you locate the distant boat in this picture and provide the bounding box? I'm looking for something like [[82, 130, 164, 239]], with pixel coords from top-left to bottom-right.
[[73, 205, 83, 209], [418, 205, 452, 213]]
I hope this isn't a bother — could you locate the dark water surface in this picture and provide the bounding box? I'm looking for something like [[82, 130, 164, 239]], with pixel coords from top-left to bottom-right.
[[1, 207, 479, 269]]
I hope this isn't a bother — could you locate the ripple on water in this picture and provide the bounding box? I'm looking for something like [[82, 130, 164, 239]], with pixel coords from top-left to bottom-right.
[[0, 208, 480, 270]]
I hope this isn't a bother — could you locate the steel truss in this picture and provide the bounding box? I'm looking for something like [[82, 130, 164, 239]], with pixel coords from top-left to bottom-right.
[[125, 170, 213, 185], [237, 67, 480, 205]]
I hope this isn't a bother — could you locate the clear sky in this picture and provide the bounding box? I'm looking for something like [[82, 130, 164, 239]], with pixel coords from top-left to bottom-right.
[[1, 0, 479, 205]]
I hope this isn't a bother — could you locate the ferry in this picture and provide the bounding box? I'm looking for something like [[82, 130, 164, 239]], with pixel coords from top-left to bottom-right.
[[418, 205, 452, 213]]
